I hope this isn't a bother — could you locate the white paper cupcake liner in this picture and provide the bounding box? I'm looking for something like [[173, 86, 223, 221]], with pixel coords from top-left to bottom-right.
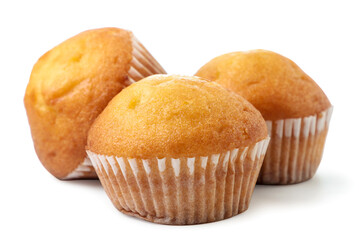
[[257, 106, 333, 184], [126, 35, 166, 85], [64, 157, 97, 180], [87, 137, 270, 225]]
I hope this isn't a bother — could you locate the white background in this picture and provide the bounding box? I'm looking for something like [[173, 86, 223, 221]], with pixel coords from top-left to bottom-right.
[[1, 0, 358, 239]]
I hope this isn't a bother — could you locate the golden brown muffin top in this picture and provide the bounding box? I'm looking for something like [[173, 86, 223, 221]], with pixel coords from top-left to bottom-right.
[[25, 27, 134, 178], [28, 27, 133, 110], [87, 75, 267, 159], [196, 50, 331, 120]]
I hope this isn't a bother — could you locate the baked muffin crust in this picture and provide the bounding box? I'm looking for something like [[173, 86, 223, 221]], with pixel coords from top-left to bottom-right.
[[196, 50, 331, 120], [24, 28, 165, 179], [87, 75, 267, 159]]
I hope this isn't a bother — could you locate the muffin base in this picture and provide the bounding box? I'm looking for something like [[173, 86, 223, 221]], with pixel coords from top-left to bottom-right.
[[257, 106, 333, 185], [87, 137, 270, 225], [64, 157, 97, 180]]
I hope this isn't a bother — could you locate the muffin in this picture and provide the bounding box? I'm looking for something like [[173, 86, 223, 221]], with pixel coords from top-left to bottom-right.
[[86, 75, 270, 224], [196, 50, 332, 184], [24, 27, 166, 180]]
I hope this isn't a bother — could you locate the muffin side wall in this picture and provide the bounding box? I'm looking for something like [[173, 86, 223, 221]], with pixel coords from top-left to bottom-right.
[[258, 106, 333, 184], [87, 137, 270, 225]]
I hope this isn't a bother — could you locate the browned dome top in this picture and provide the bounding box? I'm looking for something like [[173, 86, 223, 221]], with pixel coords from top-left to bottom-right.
[[196, 50, 331, 120], [87, 75, 268, 159]]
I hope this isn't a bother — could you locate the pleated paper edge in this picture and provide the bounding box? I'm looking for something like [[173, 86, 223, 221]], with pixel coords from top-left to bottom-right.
[[258, 106, 333, 184], [127, 34, 166, 84], [63, 157, 97, 180], [86, 136, 270, 225]]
